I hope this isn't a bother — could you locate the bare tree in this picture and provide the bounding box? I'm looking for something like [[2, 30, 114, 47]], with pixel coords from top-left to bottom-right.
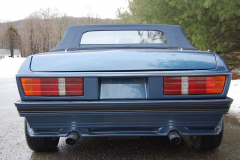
[[0, 20, 9, 49], [0, 8, 117, 57], [55, 13, 70, 44], [31, 8, 58, 52], [22, 16, 40, 56], [83, 7, 101, 25]]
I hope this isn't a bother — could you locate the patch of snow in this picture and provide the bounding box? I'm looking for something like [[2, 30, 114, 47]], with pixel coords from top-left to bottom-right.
[[0, 57, 26, 78], [228, 80, 240, 121]]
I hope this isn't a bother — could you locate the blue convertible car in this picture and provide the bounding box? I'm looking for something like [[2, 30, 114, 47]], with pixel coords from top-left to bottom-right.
[[15, 24, 232, 152]]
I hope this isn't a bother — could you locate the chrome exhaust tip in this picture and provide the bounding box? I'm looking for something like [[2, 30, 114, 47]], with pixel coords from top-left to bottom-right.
[[66, 132, 80, 145], [168, 130, 181, 146]]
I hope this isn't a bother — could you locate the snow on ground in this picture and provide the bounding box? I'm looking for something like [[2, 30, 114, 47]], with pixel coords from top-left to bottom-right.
[[0, 57, 239, 121], [227, 80, 240, 121], [0, 57, 26, 78]]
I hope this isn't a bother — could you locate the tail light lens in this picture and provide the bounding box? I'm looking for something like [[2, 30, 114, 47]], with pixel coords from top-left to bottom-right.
[[163, 77, 182, 95], [21, 78, 84, 96], [65, 78, 84, 96], [164, 76, 226, 95]]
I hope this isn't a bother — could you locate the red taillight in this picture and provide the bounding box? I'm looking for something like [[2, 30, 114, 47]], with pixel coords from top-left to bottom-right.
[[65, 78, 84, 96], [21, 78, 84, 96], [164, 76, 226, 95], [40, 78, 58, 96], [163, 77, 182, 95], [189, 77, 206, 94]]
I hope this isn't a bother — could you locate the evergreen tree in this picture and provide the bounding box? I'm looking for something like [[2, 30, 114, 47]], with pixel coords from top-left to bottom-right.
[[117, 0, 240, 53], [4, 25, 21, 57]]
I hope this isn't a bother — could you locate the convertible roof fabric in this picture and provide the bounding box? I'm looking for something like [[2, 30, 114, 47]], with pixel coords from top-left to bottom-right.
[[50, 24, 197, 51]]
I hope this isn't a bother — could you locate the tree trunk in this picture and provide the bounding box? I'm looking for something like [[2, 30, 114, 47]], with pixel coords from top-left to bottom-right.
[[10, 48, 14, 58]]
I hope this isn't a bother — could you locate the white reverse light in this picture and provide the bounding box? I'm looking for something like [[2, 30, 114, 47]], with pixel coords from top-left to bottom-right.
[[58, 78, 66, 95], [181, 77, 189, 95]]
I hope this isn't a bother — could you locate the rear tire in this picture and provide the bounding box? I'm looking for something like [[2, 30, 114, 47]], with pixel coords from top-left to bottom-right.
[[25, 119, 59, 152], [191, 121, 223, 150]]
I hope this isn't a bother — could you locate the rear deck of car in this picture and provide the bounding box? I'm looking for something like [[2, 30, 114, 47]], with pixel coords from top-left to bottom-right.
[[15, 48, 232, 137], [15, 25, 232, 152]]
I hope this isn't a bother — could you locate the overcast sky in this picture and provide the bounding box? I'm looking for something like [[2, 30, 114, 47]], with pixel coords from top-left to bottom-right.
[[0, 0, 129, 22]]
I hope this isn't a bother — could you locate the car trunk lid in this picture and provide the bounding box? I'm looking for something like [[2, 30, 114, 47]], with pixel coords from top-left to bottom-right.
[[30, 50, 217, 72]]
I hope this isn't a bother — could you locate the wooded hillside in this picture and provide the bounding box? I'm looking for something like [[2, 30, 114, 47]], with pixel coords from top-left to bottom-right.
[[0, 8, 117, 57]]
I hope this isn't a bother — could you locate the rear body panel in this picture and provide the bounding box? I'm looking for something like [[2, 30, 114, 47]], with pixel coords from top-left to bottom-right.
[[16, 52, 231, 101], [15, 51, 232, 137], [15, 24, 232, 138]]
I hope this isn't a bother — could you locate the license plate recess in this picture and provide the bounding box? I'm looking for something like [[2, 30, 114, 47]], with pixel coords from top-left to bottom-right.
[[100, 78, 147, 99]]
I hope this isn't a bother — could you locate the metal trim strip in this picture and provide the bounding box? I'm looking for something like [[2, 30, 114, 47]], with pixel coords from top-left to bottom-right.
[[16, 71, 231, 78]]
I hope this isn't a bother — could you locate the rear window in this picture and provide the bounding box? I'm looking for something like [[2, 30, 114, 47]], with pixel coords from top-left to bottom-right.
[[80, 31, 167, 44]]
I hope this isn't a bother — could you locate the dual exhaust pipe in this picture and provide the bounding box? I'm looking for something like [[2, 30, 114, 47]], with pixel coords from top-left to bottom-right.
[[66, 130, 181, 146], [66, 132, 80, 145], [168, 130, 181, 146]]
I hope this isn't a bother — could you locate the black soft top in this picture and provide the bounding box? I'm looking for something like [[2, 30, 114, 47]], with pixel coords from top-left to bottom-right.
[[50, 24, 197, 52]]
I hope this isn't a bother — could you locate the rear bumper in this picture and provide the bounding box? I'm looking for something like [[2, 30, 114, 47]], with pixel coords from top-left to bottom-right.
[[15, 98, 232, 137]]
